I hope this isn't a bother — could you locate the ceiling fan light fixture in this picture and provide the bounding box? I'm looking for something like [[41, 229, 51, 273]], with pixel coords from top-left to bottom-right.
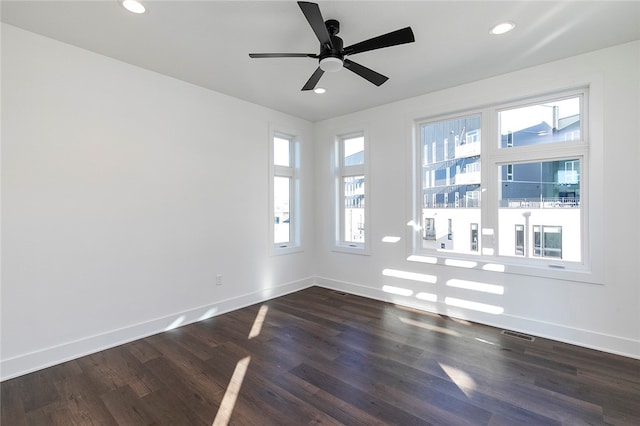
[[314, 87, 326, 94], [319, 57, 343, 72], [121, 0, 145, 14]]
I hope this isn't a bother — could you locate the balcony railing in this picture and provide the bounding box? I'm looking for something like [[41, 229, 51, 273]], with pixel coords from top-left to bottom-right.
[[423, 199, 481, 209], [500, 197, 580, 208]]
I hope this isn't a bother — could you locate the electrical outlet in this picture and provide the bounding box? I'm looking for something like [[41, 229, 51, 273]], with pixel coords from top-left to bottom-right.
[[216, 274, 223, 286]]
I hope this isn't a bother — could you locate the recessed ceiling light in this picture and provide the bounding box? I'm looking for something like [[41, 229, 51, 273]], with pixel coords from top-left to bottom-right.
[[490, 22, 515, 35], [314, 87, 326, 94], [122, 0, 145, 14]]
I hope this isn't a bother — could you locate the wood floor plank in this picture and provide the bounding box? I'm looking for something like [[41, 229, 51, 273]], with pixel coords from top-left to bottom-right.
[[100, 385, 159, 425], [2, 287, 639, 425], [269, 370, 390, 426], [1, 380, 29, 426], [142, 357, 222, 425], [290, 362, 431, 425], [52, 373, 119, 425]]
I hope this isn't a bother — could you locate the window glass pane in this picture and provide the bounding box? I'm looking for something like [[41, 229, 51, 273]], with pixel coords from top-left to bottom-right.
[[420, 114, 481, 254], [343, 136, 364, 166], [274, 137, 290, 167], [499, 97, 581, 148], [515, 225, 524, 255], [343, 175, 365, 243], [470, 223, 479, 252], [498, 159, 580, 261], [543, 226, 563, 258], [274, 176, 290, 244]]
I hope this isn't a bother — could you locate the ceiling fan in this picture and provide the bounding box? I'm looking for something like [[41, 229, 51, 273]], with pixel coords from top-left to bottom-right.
[[249, 1, 415, 91]]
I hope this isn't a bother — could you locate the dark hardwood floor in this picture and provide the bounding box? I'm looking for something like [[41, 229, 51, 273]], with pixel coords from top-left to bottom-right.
[[2, 286, 640, 425]]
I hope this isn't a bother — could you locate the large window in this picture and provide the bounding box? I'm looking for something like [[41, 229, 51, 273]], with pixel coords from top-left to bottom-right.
[[418, 113, 482, 254], [270, 130, 301, 253], [414, 88, 588, 273], [335, 132, 368, 253]]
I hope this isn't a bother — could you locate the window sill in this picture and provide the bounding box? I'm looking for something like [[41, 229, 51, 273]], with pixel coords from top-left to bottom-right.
[[332, 243, 370, 256], [407, 253, 603, 285], [271, 245, 303, 256]]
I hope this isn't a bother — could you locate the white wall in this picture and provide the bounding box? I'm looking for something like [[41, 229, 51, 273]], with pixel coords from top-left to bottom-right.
[[314, 41, 640, 359], [1, 24, 316, 380]]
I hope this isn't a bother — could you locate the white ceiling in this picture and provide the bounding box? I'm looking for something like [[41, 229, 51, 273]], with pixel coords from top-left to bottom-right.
[[2, 1, 640, 122]]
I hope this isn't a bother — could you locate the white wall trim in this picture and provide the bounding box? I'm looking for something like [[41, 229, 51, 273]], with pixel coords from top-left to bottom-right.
[[0, 277, 314, 382], [2, 276, 638, 381], [314, 276, 640, 361]]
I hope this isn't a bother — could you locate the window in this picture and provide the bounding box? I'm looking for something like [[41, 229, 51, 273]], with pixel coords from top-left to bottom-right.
[[499, 97, 581, 148], [506, 164, 514, 181], [515, 225, 524, 255], [470, 223, 479, 252], [335, 132, 368, 253], [417, 113, 481, 255], [413, 88, 589, 275], [270, 129, 301, 254], [533, 226, 563, 258], [424, 218, 436, 240], [499, 158, 580, 261]]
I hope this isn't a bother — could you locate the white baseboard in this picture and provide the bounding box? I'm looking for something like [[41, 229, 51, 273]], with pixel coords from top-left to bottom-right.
[[4, 275, 637, 381], [314, 276, 640, 361], [0, 277, 314, 381]]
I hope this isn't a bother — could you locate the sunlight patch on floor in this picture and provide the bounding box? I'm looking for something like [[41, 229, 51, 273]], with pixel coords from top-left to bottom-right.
[[475, 337, 497, 346], [248, 305, 269, 339], [439, 362, 476, 398], [212, 356, 251, 426]]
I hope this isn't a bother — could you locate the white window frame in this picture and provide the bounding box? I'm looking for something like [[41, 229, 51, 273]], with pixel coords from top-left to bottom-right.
[[410, 86, 604, 283], [333, 129, 370, 255], [268, 125, 302, 255]]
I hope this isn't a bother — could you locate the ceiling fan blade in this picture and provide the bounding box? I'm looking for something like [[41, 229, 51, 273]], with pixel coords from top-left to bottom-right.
[[301, 67, 325, 91], [298, 1, 333, 50], [343, 59, 388, 86], [343, 27, 415, 56], [249, 53, 317, 58]]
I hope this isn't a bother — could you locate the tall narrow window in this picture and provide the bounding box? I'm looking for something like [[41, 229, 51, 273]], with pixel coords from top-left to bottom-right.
[[424, 218, 436, 240], [506, 164, 514, 181], [335, 132, 368, 253], [270, 130, 300, 253], [515, 225, 525, 255], [417, 113, 481, 255], [470, 223, 479, 252]]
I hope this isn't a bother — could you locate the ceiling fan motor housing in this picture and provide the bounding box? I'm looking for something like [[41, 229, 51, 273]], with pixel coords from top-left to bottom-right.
[[319, 19, 344, 71], [320, 20, 344, 58]]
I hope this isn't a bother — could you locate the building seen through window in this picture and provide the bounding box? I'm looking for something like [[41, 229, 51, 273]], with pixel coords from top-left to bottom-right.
[[418, 94, 583, 262]]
